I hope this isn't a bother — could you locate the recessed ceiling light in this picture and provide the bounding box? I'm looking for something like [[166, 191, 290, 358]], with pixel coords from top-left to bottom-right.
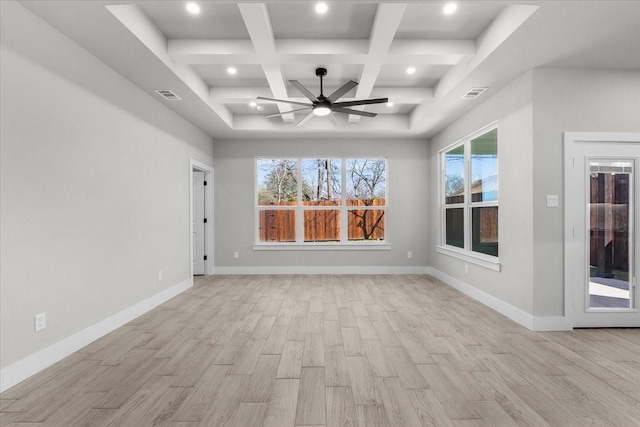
[[315, 2, 328, 15], [249, 102, 257, 108], [186, 2, 201, 15], [386, 101, 394, 107], [443, 3, 458, 15], [227, 67, 237, 75], [406, 67, 416, 75]]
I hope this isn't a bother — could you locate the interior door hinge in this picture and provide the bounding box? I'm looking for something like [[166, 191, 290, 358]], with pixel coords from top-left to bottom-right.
[[204, 181, 207, 186], [204, 255, 207, 261], [204, 218, 207, 223]]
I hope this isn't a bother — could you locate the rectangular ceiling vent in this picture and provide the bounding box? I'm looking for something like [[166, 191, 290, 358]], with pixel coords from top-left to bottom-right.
[[155, 89, 182, 101], [462, 87, 488, 99]]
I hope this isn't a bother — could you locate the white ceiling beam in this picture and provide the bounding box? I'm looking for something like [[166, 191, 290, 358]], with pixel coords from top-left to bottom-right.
[[168, 39, 474, 65], [238, 3, 294, 123], [389, 40, 475, 56], [211, 87, 432, 105], [350, 3, 407, 123], [168, 39, 256, 64]]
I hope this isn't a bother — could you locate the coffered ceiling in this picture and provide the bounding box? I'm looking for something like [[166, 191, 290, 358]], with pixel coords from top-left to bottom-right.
[[17, 1, 640, 139]]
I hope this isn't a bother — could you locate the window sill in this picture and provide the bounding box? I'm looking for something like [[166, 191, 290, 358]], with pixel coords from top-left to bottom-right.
[[435, 245, 501, 272], [254, 243, 391, 251]]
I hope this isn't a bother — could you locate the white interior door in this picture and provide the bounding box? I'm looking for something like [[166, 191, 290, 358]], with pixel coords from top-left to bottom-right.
[[192, 171, 206, 275], [565, 133, 640, 327]]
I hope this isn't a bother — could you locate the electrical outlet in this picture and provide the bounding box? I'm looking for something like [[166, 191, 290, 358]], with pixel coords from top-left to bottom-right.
[[34, 312, 46, 332], [407, 251, 412, 259], [158, 271, 163, 281], [234, 252, 239, 259], [546, 194, 559, 207]]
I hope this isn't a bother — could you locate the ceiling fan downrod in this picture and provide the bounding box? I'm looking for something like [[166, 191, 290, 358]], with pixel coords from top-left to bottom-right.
[[315, 67, 327, 99]]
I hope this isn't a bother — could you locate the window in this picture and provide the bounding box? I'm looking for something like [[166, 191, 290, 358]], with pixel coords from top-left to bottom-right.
[[441, 125, 498, 261], [257, 158, 387, 245]]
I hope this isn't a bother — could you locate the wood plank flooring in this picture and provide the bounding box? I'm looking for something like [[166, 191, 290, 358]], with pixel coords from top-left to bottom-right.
[[1, 274, 639, 426]]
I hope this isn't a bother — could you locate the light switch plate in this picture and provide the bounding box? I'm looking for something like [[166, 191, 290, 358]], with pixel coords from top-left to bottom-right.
[[546, 195, 559, 207]]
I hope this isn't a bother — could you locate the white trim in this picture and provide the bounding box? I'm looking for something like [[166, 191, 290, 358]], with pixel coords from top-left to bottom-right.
[[215, 266, 429, 275], [429, 267, 571, 331], [438, 122, 500, 261], [190, 159, 214, 276], [253, 243, 391, 251], [0, 278, 192, 393], [435, 245, 501, 271]]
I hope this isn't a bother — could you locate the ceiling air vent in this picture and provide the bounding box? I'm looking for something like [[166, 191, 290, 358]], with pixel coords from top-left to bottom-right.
[[462, 87, 488, 99], [155, 89, 182, 101]]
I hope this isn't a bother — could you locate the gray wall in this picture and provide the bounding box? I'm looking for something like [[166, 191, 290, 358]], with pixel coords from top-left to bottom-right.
[[428, 72, 536, 314], [531, 68, 640, 316], [0, 2, 213, 368], [211, 138, 429, 270], [429, 68, 640, 318]]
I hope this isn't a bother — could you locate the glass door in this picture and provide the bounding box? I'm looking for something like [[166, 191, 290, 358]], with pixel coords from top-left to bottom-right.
[[587, 160, 634, 310]]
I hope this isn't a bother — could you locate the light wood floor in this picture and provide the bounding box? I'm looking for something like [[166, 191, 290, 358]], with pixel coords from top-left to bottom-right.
[[1, 275, 639, 426]]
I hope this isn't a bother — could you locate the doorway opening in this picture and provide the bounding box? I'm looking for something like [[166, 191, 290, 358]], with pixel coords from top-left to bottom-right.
[[564, 132, 640, 328], [190, 160, 214, 276]]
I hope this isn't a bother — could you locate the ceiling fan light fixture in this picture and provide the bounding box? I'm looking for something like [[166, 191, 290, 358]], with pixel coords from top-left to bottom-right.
[[313, 105, 331, 116]]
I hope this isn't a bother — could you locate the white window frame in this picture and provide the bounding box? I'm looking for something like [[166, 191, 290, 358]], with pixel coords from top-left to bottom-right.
[[254, 157, 390, 250], [436, 122, 501, 271]]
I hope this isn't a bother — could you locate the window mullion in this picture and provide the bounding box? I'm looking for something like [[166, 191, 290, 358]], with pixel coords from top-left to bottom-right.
[[340, 157, 347, 242], [464, 140, 471, 251], [296, 159, 303, 243]]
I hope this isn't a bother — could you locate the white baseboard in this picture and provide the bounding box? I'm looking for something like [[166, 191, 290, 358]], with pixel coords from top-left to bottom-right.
[[213, 266, 431, 275], [428, 267, 572, 331], [0, 278, 193, 393]]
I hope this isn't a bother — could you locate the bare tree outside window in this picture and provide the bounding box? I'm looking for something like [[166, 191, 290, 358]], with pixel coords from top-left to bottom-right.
[[347, 158, 386, 241], [257, 159, 297, 205]]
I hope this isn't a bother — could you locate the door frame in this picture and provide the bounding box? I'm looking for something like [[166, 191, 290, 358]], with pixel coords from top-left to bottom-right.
[[564, 132, 640, 327], [190, 159, 214, 276]]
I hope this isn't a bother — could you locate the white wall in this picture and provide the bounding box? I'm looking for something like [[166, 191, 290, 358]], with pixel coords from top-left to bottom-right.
[[211, 138, 430, 273], [0, 1, 213, 374], [428, 72, 536, 314], [531, 68, 640, 316]]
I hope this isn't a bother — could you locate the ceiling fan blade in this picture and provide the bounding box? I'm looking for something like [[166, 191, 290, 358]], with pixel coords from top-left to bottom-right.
[[257, 96, 313, 107], [326, 80, 358, 102], [332, 107, 377, 118], [289, 80, 318, 102], [264, 107, 312, 118], [333, 98, 389, 108], [327, 113, 341, 127], [296, 111, 315, 127]]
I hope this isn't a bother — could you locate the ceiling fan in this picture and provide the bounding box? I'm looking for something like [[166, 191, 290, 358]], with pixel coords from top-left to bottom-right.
[[257, 67, 388, 126]]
